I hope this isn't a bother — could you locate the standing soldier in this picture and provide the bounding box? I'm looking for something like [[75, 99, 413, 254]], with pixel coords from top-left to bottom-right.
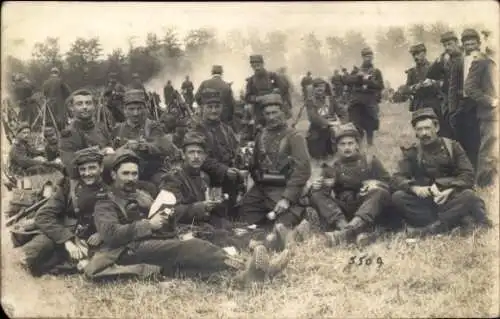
[[277, 67, 294, 108], [163, 80, 175, 109], [245, 54, 290, 126], [192, 89, 242, 220], [13, 73, 36, 126], [402, 43, 443, 113], [343, 47, 384, 146], [237, 93, 311, 250], [42, 67, 72, 130], [128, 73, 148, 99], [308, 123, 392, 246], [300, 71, 313, 99], [392, 108, 490, 236], [330, 69, 344, 102], [181, 75, 195, 109], [304, 78, 344, 160], [195, 65, 235, 125], [22, 147, 107, 276], [426, 31, 463, 139], [112, 89, 181, 184], [59, 89, 114, 179], [103, 72, 126, 124]]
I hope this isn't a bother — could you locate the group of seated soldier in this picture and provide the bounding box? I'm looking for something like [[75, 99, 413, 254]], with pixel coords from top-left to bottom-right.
[[7, 85, 492, 287]]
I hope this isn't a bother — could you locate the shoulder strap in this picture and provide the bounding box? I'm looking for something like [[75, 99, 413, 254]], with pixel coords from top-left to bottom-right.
[[416, 143, 423, 167], [366, 153, 374, 172], [144, 119, 153, 139], [442, 137, 454, 160], [278, 128, 297, 153]]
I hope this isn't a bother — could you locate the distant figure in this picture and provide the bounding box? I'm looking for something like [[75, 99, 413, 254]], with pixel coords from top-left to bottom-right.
[[42, 67, 72, 130], [103, 72, 126, 123], [181, 76, 195, 108], [163, 80, 175, 107], [128, 73, 148, 99], [300, 71, 313, 98]]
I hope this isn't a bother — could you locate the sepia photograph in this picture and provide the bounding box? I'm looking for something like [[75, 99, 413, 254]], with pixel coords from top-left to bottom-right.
[[1, 1, 499, 318]]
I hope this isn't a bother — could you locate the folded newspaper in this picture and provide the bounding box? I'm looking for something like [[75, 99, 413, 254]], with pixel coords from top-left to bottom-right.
[[148, 190, 177, 219]]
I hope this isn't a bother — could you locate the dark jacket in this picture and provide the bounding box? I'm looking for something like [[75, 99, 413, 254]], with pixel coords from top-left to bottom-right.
[[195, 76, 235, 123]]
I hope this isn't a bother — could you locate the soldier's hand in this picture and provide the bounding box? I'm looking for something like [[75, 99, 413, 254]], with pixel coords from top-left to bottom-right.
[[274, 198, 290, 215], [434, 188, 454, 205], [87, 233, 102, 247], [203, 200, 220, 212], [52, 158, 63, 165], [422, 79, 434, 87], [410, 186, 432, 198], [149, 213, 167, 230], [311, 178, 324, 190], [64, 240, 86, 260], [125, 140, 140, 151]]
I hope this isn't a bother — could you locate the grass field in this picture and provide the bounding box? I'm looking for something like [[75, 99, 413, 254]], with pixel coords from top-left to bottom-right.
[[1, 101, 499, 318]]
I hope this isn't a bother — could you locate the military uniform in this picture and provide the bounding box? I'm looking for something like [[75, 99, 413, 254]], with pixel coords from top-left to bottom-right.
[[113, 90, 182, 184], [13, 77, 36, 125], [245, 55, 290, 125], [59, 118, 112, 179], [103, 74, 127, 123], [309, 124, 392, 236], [44, 127, 60, 162], [8, 124, 46, 176], [195, 65, 235, 125], [42, 68, 72, 130], [22, 148, 107, 276], [300, 73, 313, 98], [237, 94, 312, 228], [330, 72, 344, 101], [403, 44, 443, 113], [344, 48, 384, 145], [181, 78, 195, 108], [193, 90, 242, 217], [392, 108, 489, 232], [305, 78, 344, 159]]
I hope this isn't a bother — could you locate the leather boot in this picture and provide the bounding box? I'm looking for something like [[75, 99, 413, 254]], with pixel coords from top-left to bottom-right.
[[325, 216, 367, 246]]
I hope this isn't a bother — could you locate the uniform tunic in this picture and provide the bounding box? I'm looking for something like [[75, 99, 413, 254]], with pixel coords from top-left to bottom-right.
[[309, 153, 391, 228], [392, 137, 487, 228], [238, 124, 311, 227]]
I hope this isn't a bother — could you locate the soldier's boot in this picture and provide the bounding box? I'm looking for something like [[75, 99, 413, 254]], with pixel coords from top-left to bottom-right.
[[267, 249, 291, 278], [231, 244, 270, 288], [274, 223, 299, 251], [305, 207, 321, 232], [325, 216, 367, 247], [294, 219, 312, 242]]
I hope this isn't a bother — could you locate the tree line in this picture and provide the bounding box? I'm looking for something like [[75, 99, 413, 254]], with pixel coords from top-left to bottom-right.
[[5, 22, 485, 94]]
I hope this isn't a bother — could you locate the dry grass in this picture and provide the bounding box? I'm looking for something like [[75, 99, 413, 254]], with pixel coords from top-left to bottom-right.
[[1, 102, 499, 318]]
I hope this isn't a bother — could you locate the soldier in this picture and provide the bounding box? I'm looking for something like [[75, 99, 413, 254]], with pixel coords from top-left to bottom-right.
[[343, 47, 384, 146], [463, 29, 498, 187], [277, 67, 294, 102], [427, 31, 463, 139], [128, 73, 148, 99], [237, 93, 311, 248], [59, 89, 114, 179], [392, 108, 490, 237], [85, 149, 290, 283], [195, 65, 235, 125], [112, 89, 181, 184], [192, 89, 242, 219], [300, 71, 313, 98], [402, 43, 443, 114], [245, 54, 290, 126], [103, 72, 126, 123], [308, 123, 392, 246], [181, 75, 195, 109], [42, 67, 72, 130], [305, 78, 344, 160], [43, 127, 62, 166], [160, 131, 232, 231], [12, 73, 36, 125], [232, 89, 247, 136], [331, 69, 344, 101], [8, 123, 55, 176], [21, 147, 107, 276], [163, 80, 175, 109]]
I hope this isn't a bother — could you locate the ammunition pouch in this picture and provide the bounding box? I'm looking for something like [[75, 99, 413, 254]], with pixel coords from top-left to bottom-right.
[[252, 169, 287, 187]]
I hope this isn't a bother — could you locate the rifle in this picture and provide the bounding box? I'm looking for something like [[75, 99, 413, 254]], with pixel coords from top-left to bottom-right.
[[6, 197, 49, 227], [291, 85, 313, 128]]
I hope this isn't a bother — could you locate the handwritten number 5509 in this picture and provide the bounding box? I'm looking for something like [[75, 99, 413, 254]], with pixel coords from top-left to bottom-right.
[[349, 256, 383, 267]]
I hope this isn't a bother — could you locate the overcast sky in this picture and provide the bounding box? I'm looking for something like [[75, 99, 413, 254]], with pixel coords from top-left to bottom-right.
[[2, 1, 498, 61]]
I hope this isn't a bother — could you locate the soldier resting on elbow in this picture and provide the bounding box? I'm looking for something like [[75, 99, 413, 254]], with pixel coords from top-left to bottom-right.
[[84, 149, 290, 286], [308, 123, 393, 247], [21, 147, 107, 276], [391, 108, 491, 237]]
